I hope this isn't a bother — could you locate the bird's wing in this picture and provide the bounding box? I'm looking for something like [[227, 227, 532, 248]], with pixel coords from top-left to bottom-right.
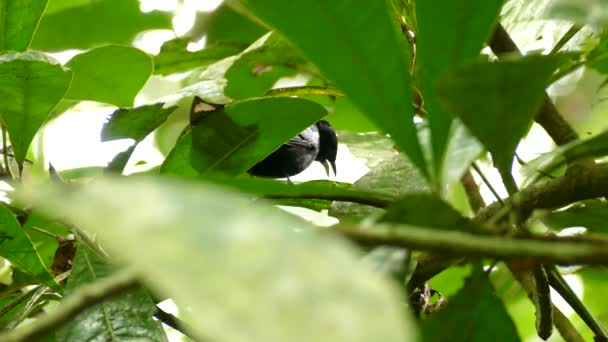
[[284, 134, 316, 149], [284, 126, 319, 150]]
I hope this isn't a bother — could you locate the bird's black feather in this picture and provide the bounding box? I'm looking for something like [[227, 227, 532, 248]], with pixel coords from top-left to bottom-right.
[[248, 120, 338, 179]]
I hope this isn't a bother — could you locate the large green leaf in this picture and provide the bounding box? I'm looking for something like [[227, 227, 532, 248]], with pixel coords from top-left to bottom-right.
[[422, 269, 521, 341], [0, 205, 57, 289], [31, 0, 172, 50], [0, 0, 48, 51], [161, 96, 327, 176], [65, 45, 152, 107], [233, 0, 428, 178], [56, 244, 167, 342], [0, 51, 72, 166], [21, 177, 416, 342], [436, 55, 568, 172], [416, 0, 504, 187], [154, 38, 247, 76]]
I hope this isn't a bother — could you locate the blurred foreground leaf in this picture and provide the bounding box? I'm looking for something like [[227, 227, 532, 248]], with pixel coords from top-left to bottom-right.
[[20, 176, 415, 342], [65, 45, 152, 107]]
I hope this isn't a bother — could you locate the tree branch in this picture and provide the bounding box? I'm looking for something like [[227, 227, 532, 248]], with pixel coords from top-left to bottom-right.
[[336, 223, 608, 265], [477, 163, 608, 224], [0, 269, 139, 342]]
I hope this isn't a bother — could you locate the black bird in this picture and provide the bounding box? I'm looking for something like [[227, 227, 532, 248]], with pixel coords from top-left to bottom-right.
[[248, 120, 337, 179]]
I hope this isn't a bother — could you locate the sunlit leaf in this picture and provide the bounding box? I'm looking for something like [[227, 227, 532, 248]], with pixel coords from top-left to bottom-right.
[[190, 3, 267, 46], [234, 0, 428, 178], [21, 177, 416, 342], [65, 45, 152, 107], [56, 244, 167, 342], [0, 0, 48, 51], [154, 38, 247, 76], [31, 0, 172, 51], [0, 51, 72, 166]]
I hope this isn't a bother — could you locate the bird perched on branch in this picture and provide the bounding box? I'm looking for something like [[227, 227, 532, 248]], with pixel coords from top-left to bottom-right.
[[248, 120, 338, 179]]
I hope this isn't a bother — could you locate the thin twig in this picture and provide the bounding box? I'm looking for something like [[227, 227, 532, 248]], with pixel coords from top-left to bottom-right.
[[471, 162, 503, 204], [2, 126, 12, 179], [550, 25, 583, 55], [155, 306, 201, 341], [546, 266, 608, 340]]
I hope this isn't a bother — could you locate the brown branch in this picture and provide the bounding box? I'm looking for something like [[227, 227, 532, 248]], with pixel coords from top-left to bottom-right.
[[477, 163, 608, 224]]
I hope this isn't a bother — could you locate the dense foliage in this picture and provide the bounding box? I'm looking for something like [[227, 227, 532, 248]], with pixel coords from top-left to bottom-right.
[[0, 0, 607, 341]]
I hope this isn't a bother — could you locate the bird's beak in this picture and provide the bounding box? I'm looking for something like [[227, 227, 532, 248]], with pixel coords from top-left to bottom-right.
[[322, 160, 337, 177]]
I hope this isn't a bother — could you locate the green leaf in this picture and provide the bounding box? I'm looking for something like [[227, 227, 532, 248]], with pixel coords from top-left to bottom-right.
[[521, 130, 608, 185], [436, 55, 568, 171], [161, 96, 327, 176], [0, 205, 57, 289], [380, 193, 487, 233], [0, 51, 72, 167], [587, 31, 608, 73], [31, 0, 172, 51], [56, 244, 167, 342], [234, 0, 428, 178], [547, 0, 608, 28], [329, 132, 429, 223], [200, 176, 397, 209], [65, 45, 152, 107], [21, 177, 416, 342], [542, 201, 608, 233], [422, 269, 521, 342], [416, 0, 504, 187], [224, 33, 309, 99], [441, 120, 484, 187], [0, 0, 48, 51], [22, 212, 71, 273], [102, 103, 177, 142], [154, 38, 247, 76], [191, 3, 267, 45]]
